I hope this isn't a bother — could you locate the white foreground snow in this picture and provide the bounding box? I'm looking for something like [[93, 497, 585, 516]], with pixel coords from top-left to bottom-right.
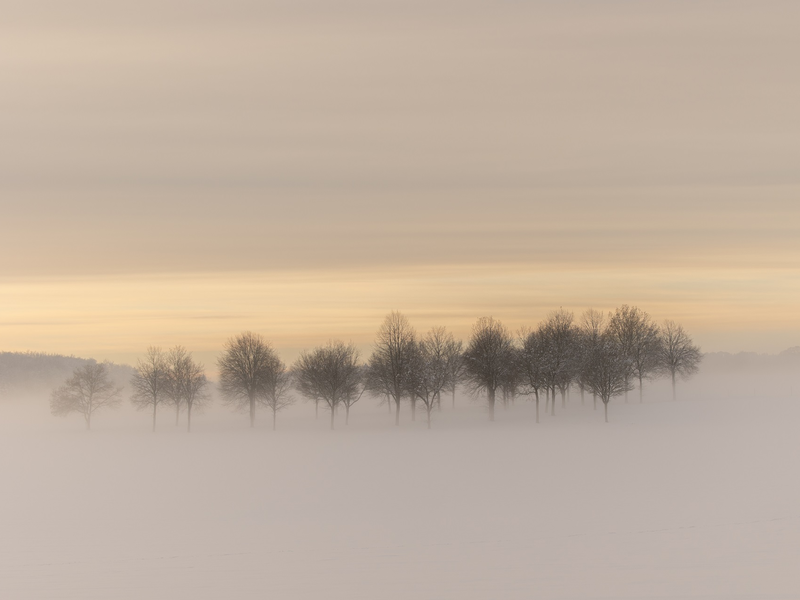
[[0, 392, 798, 599]]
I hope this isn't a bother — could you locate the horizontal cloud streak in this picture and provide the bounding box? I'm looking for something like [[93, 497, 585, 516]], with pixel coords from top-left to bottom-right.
[[2, 186, 798, 276]]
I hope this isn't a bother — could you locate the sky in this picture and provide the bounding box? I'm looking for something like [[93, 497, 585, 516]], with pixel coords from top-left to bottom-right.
[[1, 0, 799, 368]]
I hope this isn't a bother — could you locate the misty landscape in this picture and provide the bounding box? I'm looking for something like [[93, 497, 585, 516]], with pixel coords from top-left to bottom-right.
[[1, 313, 799, 598], [3, 0, 800, 598]]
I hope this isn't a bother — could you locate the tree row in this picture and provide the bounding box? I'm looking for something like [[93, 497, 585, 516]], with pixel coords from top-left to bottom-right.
[[50, 306, 701, 430]]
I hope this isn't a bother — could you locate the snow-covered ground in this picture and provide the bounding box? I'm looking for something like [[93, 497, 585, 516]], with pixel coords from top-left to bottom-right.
[[0, 390, 798, 599]]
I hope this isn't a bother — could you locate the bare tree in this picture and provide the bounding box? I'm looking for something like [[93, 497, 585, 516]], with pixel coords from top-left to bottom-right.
[[659, 320, 702, 401], [499, 351, 521, 409], [165, 346, 190, 426], [462, 317, 514, 421], [183, 359, 210, 433], [443, 336, 465, 408], [260, 368, 294, 430], [631, 316, 662, 403], [582, 332, 632, 423], [294, 340, 362, 430], [50, 362, 122, 430], [578, 309, 606, 410], [366, 312, 416, 426], [166, 348, 210, 433], [409, 327, 452, 428], [608, 305, 662, 403], [218, 332, 283, 427], [363, 362, 396, 415], [130, 347, 169, 432], [341, 365, 366, 425], [540, 309, 579, 416], [518, 327, 548, 423]]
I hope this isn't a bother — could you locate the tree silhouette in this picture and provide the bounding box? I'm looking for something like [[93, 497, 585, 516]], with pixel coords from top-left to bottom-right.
[[51, 362, 122, 430]]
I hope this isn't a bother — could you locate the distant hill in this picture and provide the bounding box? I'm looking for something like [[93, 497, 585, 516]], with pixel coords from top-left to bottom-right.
[[0, 352, 133, 399]]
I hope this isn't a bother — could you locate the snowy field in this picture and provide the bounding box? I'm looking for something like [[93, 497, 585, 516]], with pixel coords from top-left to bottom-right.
[[0, 390, 798, 600]]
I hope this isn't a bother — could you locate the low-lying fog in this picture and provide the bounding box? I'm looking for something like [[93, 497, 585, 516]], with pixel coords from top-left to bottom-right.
[[0, 353, 798, 599]]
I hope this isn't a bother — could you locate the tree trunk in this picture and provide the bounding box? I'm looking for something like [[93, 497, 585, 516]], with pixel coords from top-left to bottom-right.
[[345, 404, 350, 426], [672, 371, 676, 401], [395, 397, 400, 426], [316, 399, 320, 419], [272, 409, 277, 431], [561, 388, 565, 409], [535, 394, 539, 424], [330, 405, 335, 430], [176, 400, 180, 426], [249, 395, 255, 427], [411, 397, 416, 421], [639, 375, 644, 403], [551, 387, 556, 416], [436, 391, 441, 412], [85, 410, 91, 430], [488, 389, 495, 421], [593, 392, 597, 410], [604, 401, 608, 423], [452, 389, 456, 409], [187, 403, 192, 433], [580, 387, 585, 406], [152, 401, 157, 433]]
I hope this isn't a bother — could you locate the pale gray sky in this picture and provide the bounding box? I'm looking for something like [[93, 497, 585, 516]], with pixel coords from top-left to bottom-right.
[[1, 1, 799, 359]]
